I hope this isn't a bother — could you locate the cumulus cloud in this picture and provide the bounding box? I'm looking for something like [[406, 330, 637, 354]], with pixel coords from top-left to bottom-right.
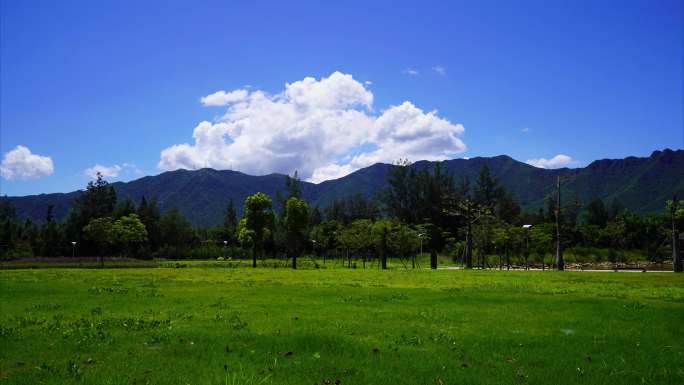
[[0, 145, 54, 180], [432, 66, 446, 75], [526, 154, 577, 169], [200, 90, 250, 106], [84, 163, 141, 179], [158, 71, 466, 182], [402, 68, 419, 76]]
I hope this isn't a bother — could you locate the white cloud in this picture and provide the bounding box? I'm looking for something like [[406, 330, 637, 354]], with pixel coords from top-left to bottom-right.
[[0, 145, 54, 180], [521, 127, 530, 133], [402, 68, 419, 76], [201, 90, 249, 106], [158, 71, 466, 182], [432, 66, 446, 75], [526, 154, 577, 169], [84, 163, 142, 179], [364, 80, 372, 85]]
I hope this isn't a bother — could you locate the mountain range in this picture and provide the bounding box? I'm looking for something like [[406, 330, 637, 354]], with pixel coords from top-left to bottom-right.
[[3, 149, 683, 226]]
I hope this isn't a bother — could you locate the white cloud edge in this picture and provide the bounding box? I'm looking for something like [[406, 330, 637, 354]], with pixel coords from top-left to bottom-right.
[[0, 145, 54, 180], [83, 163, 142, 179], [525, 154, 578, 169], [158, 71, 467, 183]]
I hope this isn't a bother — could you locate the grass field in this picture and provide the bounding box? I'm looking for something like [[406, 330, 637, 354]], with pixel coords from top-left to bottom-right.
[[1, 267, 683, 385]]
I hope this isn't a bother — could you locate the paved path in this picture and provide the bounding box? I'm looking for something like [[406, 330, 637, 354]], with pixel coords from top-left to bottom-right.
[[436, 266, 673, 272]]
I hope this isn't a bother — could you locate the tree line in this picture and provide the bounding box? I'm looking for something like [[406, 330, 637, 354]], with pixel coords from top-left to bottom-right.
[[0, 163, 681, 271]]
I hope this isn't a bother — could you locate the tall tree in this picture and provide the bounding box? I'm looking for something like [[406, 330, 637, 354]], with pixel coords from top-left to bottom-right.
[[384, 159, 417, 223], [137, 196, 161, 251], [554, 176, 564, 270], [159, 208, 195, 249], [242, 192, 275, 267], [283, 197, 309, 269], [285, 170, 303, 199], [473, 165, 503, 209], [72, 172, 117, 221], [83, 217, 115, 266], [444, 193, 489, 269]]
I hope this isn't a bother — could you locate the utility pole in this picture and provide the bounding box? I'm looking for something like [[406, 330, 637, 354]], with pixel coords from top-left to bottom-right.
[[672, 195, 682, 273], [555, 176, 564, 271]]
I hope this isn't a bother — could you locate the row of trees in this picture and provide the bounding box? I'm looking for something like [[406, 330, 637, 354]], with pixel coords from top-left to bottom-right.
[[1, 163, 682, 271]]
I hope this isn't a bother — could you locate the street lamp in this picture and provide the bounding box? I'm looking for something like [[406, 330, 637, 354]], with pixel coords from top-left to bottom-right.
[[223, 240, 228, 260], [71, 241, 77, 258], [522, 225, 532, 270]]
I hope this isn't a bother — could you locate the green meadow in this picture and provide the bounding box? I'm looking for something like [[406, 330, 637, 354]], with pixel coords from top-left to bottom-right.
[[1, 266, 683, 385]]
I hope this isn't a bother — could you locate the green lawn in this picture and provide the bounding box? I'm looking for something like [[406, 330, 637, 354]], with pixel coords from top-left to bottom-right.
[[1, 267, 683, 385]]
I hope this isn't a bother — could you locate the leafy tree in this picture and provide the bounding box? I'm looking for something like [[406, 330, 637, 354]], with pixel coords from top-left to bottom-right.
[[159, 208, 195, 249], [83, 217, 115, 265], [387, 222, 421, 266], [237, 218, 255, 252], [242, 192, 275, 267], [529, 223, 554, 268], [112, 214, 147, 256], [310, 220, 341, 260], [337, 219, 373, 267], [444, 195, 489, 269], [283, 197, 309, 269]]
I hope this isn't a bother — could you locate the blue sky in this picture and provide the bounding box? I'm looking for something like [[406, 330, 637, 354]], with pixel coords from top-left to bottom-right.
[[1, 0, 682, 196]]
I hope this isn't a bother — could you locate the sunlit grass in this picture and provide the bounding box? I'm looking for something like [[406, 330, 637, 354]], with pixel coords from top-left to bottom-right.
[[1, 268, 682, 384]]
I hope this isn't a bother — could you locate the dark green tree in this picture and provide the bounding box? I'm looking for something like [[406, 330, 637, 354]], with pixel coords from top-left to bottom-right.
[[586, 197, 608, 227], [283, 197, 309, 269]]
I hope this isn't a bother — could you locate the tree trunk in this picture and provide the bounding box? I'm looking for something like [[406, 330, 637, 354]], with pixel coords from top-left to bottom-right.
[[555, 176, 565, 270], [252, 246, 257, 268], [465, 221, 473, 269], [430, 250, 437, 269], [292, 253, 297, 269]]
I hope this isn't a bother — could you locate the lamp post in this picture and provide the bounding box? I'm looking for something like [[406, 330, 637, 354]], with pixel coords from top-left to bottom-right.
[[71, 241, 77, 258], [522, 225, 531, 270], [223, 240, 227, 260]]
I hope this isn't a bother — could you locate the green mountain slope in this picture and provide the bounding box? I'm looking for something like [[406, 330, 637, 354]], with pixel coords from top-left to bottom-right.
[[4, 149, 682, 226]]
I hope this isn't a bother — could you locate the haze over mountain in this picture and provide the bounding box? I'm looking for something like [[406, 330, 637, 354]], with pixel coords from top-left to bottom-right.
[[3, 149, 682, 227]]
